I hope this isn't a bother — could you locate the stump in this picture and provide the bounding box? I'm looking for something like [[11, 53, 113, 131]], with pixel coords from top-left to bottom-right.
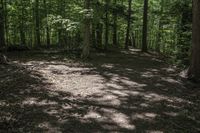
[[0, 53, 9, 65]]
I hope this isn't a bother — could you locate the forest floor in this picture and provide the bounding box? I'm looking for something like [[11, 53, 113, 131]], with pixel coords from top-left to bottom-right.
[[0, 49, 199, 133]]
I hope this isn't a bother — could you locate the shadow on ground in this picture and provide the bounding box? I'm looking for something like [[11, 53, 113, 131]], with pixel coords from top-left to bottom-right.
[[0, 50, 199, 133]]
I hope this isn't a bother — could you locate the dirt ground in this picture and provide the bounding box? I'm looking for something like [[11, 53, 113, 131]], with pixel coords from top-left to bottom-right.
[[0, 49, 199, 133]]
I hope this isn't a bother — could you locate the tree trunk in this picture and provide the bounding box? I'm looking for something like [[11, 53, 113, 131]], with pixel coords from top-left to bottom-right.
[[112, 0, 117, 47], [96, 22, 103, 48], [125, 0, 132, 49], [0, 0, 5, 48], [104, 0, 109, 50], [35, 0, 41, 47], [131, 32, 136, 48], [44, 0, 50, 47], [92, 24, 96, 48], [20, 0, 26, 46], [156, 0, 163, 53], [4, 0, 8, 45], [187, 0, 200, 80], [81, 0, 91, 59], [142, 0, 148, 52]]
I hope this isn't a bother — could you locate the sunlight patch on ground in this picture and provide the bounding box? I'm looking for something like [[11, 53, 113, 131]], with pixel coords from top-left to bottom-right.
[[26, 63, 105, 97], [141, 71, 156, 78], [23, 97, 58, 106], [101, 63, 114, 69], [38, 122, 61, 133], [84, 111, 102, 119], [93, 94, 122, 106], [144, 93, 167, 102], [163, 112, 178, 117], [111, 112, 136, 130], [132, 112, 158, 121], [97, 108, 136, 130], [161, 77, 180, 84]]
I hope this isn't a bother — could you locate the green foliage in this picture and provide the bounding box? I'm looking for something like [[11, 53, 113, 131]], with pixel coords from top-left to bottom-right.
[[1, 0, 192, 65]]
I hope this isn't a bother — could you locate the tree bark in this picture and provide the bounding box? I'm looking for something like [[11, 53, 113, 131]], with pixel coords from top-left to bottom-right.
[[156, 0, 163, 53], [44, 0, 50, 47], [20, 0, 26, 46], [0, 0, 5, 48], [112, 0, 117, 47], [104, 0, 109, 50], [35, 0, 41, 47], [187, 0, 200, 80], [125, 0, 132, 49], [142, 0, 148, 52], [96, 22, 103, 48], [4, 0, 8, 45], [81, 0, 91, 59]]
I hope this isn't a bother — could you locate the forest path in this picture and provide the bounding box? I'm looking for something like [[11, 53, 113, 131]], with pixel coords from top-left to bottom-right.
[[0, 49, 199, 133]]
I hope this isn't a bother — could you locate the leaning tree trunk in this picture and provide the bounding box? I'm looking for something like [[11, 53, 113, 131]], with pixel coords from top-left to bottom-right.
[[81, 0, 91, 59], [187, 0, 200, 80]]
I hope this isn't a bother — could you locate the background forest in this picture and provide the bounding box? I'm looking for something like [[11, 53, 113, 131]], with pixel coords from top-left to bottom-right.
[[0, 0, 192, 66], [1, 0, 200, 132]]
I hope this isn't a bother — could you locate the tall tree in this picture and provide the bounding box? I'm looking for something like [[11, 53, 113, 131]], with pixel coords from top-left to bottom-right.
[[19, 0, 26, 45], [187, 0, 200, 80], [156, 0, 164, 53], [4, 0, 8, 45], [81, 0, 91, 59], [142, 0, 148, 52], [0, 0, 5, 48], [96, 22, 103, 47], [44, 0, 50, 47], [112, 0, 118, 47], [125, 0, 132, 49], [35, 0, 41, 46], [104, 0, 110, 50]]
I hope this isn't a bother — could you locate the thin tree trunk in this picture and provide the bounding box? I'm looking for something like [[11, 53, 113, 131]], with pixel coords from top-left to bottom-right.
[[113, 0, 117, 47], [20, 0, 26, 46], [156, 0, 163, 53], [125, 0, 132, 49], [4, 0, 8, 46], [104, 0, 109, 50], [44, 0, 50, 47], [92, 24, 96, 48], [142, 0, 148, 52], [187, 0, 200, 80], [0, 0, 5, 48], [131, 32, 136, 48], [35, 0, 41, 47], [96, 22, 103, 48], [81, 0, 91, 59]]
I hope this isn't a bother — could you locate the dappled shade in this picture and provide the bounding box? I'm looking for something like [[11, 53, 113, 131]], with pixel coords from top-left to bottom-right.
[[0, 50, 199, 132]]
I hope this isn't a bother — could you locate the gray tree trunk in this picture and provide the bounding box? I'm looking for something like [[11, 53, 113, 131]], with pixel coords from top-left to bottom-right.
[[0, 0, 5, 48], [125, 0, 132, 49], [142, 0, 148, 52], [187, 0, 200, 80], [81, 0, 91, 59]]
